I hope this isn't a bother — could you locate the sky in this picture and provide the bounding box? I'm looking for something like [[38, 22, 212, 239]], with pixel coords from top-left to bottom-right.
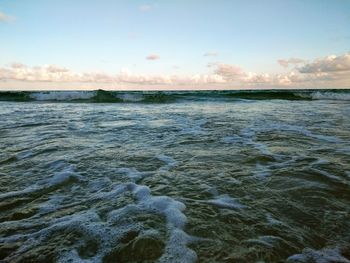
[[0, 0, 350, 90]]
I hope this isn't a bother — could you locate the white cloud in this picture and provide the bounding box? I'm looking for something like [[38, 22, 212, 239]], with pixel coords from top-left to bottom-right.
[[0, 11, 15, 23], [210, 63, 243, 81], [146, 54, 160, 60], [278, 58, 305, 68], [10, 63, 26, 69], [299, 53, 350, 73], [189, 74, 225, 84], [243, 72, 271, 83], [1, 51, 350, 89], [210, 58, 349, 87], [0, 63, 225, 85]]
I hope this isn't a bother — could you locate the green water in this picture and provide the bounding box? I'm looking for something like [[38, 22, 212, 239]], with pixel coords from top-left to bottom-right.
[[0, 98, 350, 262]]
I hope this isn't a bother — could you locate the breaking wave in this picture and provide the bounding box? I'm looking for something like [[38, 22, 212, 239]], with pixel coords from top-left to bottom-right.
[[0, 89, 349, 103]]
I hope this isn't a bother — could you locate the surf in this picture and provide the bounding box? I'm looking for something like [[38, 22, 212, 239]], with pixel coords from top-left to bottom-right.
[[1, 89, 350, 103]]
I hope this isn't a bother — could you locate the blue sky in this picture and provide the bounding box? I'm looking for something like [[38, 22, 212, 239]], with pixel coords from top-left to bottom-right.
[[0, 0, 350, 89]]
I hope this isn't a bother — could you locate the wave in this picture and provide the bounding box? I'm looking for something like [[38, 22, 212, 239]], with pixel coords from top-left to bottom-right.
[[0, 89, 349, 103], [308, 91, 350, 101]]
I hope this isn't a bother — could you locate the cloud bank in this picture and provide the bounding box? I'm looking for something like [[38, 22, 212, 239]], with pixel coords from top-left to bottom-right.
[[1, 52, 349, 89], [299, 53, 350, 73]]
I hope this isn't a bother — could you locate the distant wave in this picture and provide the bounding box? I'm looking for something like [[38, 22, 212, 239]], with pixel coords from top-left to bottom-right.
[[0, 89, 349, 103], [307, 91, 350, 101]]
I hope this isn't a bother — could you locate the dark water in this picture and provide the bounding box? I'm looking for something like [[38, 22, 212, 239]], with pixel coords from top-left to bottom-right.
[[0, 90, 350, 263], [1, 89, 350, 103]]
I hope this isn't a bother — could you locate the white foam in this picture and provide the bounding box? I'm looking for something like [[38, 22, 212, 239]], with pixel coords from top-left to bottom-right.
[[131, 184, 152, 200], [48, 165, 79, 185], [241, 127, 274, 156], [311, 158, 330, 167], [125, 169, 196, 263], [310, 91, 350, 101], [217, 172, 242, 185], [0, 184, 41, 200], [158, 229, 197, 263], [207, 194, 246, 209], [228, 178, 242, 185], [30, 91, 95, 101], [177, 116, 207, 136], [111, 167, 196, 262], [267, 123, 341, 143], [0, 164, 80, 201], [310, 168, 346, 183], [157, 154, 178, 172], [253, 163, 272, 179], [128, 183, 187, 229], [2, 208, 142, 263], [266, 213, 283, 226], [1, 165, 196, 262], [88, 177, 113, 193], [241, 127, 255, 138], [245, 235, 284, 248], [287, 247, 350, 263], [116, 167, 152, 182], [238, 123, 341, 160], [93, 183, 129, 200], [107, 203, 140, 224], [39, 194, 65, 213], [205, 186, 219, 196]]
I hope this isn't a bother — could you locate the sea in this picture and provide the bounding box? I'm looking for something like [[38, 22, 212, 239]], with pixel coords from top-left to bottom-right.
[[0, 89, 350, 263]]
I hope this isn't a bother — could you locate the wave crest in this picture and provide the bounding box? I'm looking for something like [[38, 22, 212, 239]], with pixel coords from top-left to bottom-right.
[[0, 89, 349, 103]]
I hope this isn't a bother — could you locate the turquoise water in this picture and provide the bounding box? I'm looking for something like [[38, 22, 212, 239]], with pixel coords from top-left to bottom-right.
[[0, 91, 350, 262]]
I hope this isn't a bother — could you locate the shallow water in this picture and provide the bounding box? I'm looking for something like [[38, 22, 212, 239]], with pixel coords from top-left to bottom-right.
[[0, 97, 350, 262]]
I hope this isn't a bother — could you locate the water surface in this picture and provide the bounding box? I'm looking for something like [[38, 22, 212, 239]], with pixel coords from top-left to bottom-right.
[[1, 90, 350, 262]]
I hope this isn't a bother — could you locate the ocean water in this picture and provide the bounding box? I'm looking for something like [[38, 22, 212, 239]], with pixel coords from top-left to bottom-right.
[[0, 90, 350, 263]]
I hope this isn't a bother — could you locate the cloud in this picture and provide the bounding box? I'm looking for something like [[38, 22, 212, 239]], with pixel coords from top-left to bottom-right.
[[0, 11, 15, 23], [243, 72, 271, 83], [1, 51, 350, 89], [146, 54, 160, 60], [45, 65, 70, 73], [203, 52, 218, 57], [139, 4, 153, 12], [0, 63, 225, 85], [10, 63, 26, 69], [189, 74, 225, 84], [209, 59, 349, 87], [0, 64, 86, 82], [299, 53, 350, 73], [210, 63, 244, 81], [278, 58, 305, 68], [208, 63, 272, 84]]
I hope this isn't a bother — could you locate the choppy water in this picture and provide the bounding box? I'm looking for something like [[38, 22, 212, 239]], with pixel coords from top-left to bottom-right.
[[1, 90, 350, 263]]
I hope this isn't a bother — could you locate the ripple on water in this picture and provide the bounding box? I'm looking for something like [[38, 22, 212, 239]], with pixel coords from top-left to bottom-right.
[[1, 100, 350, 262]]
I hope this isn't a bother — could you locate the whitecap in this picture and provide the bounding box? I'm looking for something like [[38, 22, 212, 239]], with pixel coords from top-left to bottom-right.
[[157, 154, 178, 172]]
